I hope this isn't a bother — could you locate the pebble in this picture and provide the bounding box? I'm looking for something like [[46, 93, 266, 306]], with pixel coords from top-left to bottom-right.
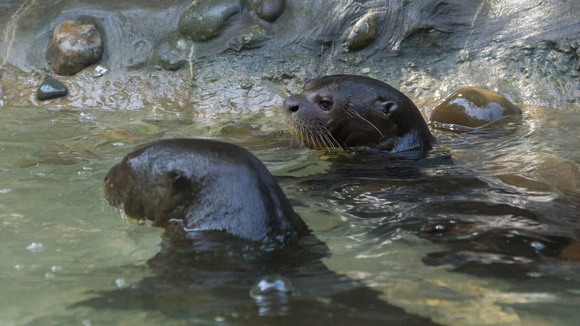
[[93, 65, 108, 77], [36, 78, 69, 101]]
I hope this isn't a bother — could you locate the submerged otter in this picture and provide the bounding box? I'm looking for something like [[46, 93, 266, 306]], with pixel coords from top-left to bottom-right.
[[96, 138, 441, 325], [103, 138, 307, 241], [283, 75, 434, 152]]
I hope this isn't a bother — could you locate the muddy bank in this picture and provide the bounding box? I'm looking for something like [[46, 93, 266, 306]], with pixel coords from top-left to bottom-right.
[[0, 0, 579, 112]]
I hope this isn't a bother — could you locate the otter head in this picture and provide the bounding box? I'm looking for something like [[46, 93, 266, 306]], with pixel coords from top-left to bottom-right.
[[104, 139, 307, 241], [283, 75, 433, 151], [103, 146, 199, 227]]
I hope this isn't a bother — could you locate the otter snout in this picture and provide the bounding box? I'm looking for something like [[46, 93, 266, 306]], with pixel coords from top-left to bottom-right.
[[284, 96, 301, 114]]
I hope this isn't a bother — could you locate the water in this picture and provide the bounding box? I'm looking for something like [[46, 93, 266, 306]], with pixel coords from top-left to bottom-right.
[[1, 0, 579, 322], [0, 91, 579, 325]]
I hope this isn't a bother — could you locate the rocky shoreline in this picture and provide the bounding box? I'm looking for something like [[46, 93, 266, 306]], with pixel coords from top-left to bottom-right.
[[0, 0, 579, 112]]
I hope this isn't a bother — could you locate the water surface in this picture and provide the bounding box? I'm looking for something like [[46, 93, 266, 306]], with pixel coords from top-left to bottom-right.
[[0, 92, 579, 325]]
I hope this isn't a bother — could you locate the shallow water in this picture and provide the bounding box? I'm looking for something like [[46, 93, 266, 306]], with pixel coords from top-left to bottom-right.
[[0, 90, 579, 325]]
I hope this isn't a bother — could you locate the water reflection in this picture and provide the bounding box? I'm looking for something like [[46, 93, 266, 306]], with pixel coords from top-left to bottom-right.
[[249, 274, 295, 316]]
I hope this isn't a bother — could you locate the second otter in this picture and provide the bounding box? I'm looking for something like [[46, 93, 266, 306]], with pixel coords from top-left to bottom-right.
[[283, 75, 434, 152], [104, 139, 307, 241]]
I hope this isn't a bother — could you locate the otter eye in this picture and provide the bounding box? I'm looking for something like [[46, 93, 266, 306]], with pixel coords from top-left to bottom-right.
[[319, 100, 332, 110]]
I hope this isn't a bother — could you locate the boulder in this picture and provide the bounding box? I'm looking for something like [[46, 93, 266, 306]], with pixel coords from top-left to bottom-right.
[[46, 20, 102, 76], [430, 87, 521, 128]]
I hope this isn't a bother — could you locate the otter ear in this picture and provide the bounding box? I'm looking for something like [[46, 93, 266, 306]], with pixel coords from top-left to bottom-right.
[[167, 170, 190, 196], [380, 100, 398, 115]]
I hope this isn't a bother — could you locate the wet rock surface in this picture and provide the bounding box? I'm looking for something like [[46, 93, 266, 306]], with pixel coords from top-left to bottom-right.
[[251, 0, 286, 22], [154, 36, 190, 71], [430, 87, 521, 129], [46, 20, 102, 76], [36, 78, 68, 101], [0, 0, 578, 110]]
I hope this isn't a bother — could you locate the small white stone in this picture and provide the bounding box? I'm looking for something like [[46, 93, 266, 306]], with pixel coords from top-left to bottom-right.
[[93, 65, 108, 77]]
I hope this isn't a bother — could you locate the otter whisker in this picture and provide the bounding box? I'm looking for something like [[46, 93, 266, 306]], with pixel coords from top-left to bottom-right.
[[288, 120, 297, 148], [345, 106, 384, 138], [315, 128, 332, 151], [306, 128, 315, 148], [316, 126, 336, 150], [319, 130, 334, 150], [296, 122, 303, 148], [118, 204, 130, 225], [358, 86, 376, 100], [293, 120, 306, 148], [321, 125, 341, 148], [314, 122, 334, 150], [342, 107, 354, 117], [297, 121, 306, 148], [310, 129, 322, 149], [302, 124, 311, 148], [312, 130, 325, 150], [312, 129, 325, 150]]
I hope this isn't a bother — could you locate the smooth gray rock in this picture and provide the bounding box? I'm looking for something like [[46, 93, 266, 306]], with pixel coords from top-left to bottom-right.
[[178, 0, 242, 42], [253, 0, 285, 22], [36, 78, 69, 101]]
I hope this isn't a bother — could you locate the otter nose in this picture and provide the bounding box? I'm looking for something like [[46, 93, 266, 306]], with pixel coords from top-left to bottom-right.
[[284, 96, 300, 114]]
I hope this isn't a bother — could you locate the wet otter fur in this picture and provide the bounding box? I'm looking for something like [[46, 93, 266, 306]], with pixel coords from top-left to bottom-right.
[[283, 75, 434, 152], [103, 138, 307, 241]]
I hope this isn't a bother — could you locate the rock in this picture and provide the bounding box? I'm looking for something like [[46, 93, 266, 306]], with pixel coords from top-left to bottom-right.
[[345, 13, 379, 52], [36, 78, 68, 101], [178, 0, 242, 42], [155, 37, 190, 71], [255, 0, 285, 22], [46, 20, 103, 76], [430, 87, 521, 128]]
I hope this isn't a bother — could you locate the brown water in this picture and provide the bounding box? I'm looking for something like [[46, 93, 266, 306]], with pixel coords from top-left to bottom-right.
[[0, 82, 579, 325]]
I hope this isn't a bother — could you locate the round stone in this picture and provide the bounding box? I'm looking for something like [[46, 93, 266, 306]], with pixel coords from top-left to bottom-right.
[[178, 0, 242, 42], [255, 0, 285, 22], [46, 20, 103, 76]]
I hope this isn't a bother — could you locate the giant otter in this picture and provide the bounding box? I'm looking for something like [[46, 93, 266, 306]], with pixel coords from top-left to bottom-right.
[[103, 138, 307, 241], [96, 138, 441, 325], [283, 75, 435, 152]]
